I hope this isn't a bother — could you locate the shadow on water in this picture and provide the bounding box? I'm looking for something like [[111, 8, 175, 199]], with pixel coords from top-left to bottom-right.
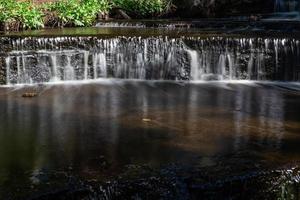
[[0, 81, 300, 199]]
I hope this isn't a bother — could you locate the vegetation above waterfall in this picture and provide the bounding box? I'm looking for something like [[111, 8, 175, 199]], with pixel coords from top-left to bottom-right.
[[44, 0, 111, 27], [0, 0, 111, 30], [0, 0, 171, 31], [113, 0, 172, 18], [0, 0, 44, 30]]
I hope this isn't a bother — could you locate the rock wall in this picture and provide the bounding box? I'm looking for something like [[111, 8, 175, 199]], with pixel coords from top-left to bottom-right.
[[173, 0, 274, 18], [0, 57, 5, 85]]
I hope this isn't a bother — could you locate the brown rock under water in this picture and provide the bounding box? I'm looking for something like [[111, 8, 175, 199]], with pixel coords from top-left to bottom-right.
[[22, 93, 38, 98]]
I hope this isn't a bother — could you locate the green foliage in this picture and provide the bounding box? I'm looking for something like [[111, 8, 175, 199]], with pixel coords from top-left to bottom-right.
[[46, 0, 110, 27], [113, 0, 171, 17], [0, 0, 14, 22], [0, 0, 172, 31], [16, 1, 44, 29], [0, 0, 44, 30]]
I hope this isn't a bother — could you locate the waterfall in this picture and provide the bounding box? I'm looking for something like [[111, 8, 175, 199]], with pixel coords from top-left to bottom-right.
[[227, 54, 234, 80], [247, 53, 254, 80], [84, 51, 89, 80], [21, 54, 30, 84], [93, 53, 107, 79], [136, 53, 146, 79], [274, 0, 300, 18], [275, 0, 284, 11], [93, 54, 98, 79], [217, 54, 226, 80], [5, 57, 11, 85], [99, 53, 107, 78], [16, 56, 21, 84], [275, 0, 300, 12], [64, 56, 75, 80], [50, 54, 60, 82], [187, 49, 237, 81], [187, 49, 201, 80], [0, 36, 300, 85]]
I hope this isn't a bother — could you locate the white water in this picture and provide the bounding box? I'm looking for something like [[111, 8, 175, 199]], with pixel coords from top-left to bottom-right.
[[2, 37, 300, 85], [217, 54, 226, 80], [5, 57, 10, 85], [275, 0, 299, 12], [63, 56, 75, 80], [274, 0, 300, 19], [50, 54, 60, 82], [84, 51, 89, 80], [93, 53, 107, 78]]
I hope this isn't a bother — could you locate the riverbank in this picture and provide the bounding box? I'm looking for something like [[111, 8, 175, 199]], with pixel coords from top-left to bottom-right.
[[0, 0, 175, 32], [1, 19, 300, 38], [1, 0, 299, 33]]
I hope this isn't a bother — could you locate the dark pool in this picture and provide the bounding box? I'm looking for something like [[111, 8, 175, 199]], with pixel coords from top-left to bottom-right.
[[0, 80, 300, 199]]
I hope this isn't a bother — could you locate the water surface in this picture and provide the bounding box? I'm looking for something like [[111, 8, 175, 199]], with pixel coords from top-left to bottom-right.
[[0, 81, 300, 198]]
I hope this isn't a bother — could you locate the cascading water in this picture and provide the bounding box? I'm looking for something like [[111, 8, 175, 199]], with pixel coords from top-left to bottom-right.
[[274, 0, 300, 18], [0, 36, 300, 85], [275, 0, 300, 12]]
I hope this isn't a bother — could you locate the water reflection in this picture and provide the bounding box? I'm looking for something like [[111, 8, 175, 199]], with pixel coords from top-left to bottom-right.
[[0, 81, 300, 191]]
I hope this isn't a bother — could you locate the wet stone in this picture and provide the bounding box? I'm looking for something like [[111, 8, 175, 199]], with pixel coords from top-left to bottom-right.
[[0, 57, 6, 84], [22, 92, 38, 98]]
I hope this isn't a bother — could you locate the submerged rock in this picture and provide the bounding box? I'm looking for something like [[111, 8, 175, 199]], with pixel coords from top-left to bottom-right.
[[22, 93, 38, 98], [142, 118, 152, 122]]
